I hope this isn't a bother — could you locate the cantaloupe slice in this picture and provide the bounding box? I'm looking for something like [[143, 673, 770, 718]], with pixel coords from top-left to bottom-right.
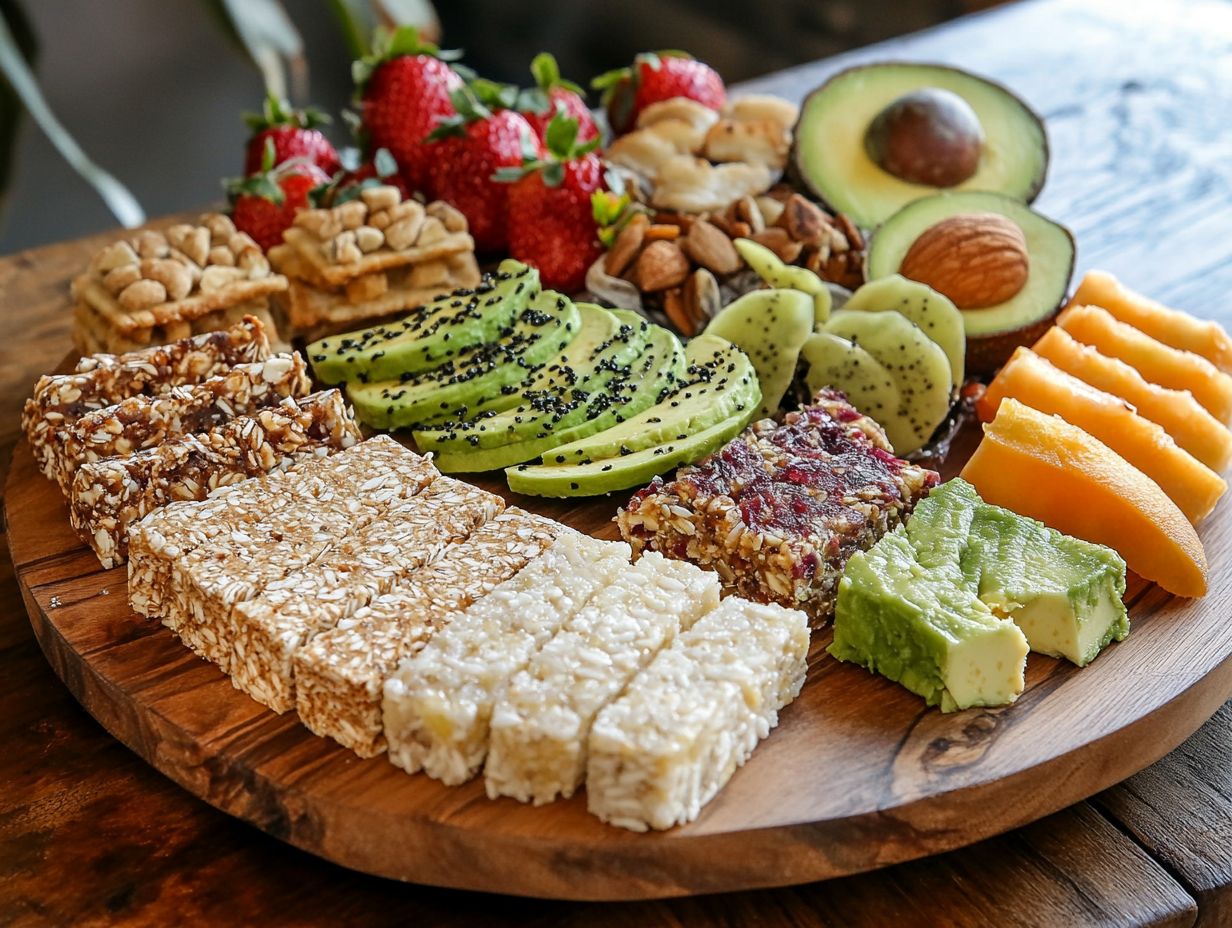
[[1058, 304, 1232, 423], [1068, 270, 1232, 373], [979, 348, 1226, 522], [1032, 327, 1232, 473], [961, 399, 1208, 598]]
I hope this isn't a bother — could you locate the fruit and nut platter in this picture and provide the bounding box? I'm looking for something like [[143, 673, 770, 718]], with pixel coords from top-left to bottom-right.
[[18, 27, 1232, 852]]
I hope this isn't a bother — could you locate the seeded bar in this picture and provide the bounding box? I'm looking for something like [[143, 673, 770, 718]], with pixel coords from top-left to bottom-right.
[[484, 552, 720, 806], [587, 597, 809, 832], [23, 316, 271, 480], [617, 389, 939, 625], [294, 506, 555, 758], [383, 532, 632, 785], [73, 390, 361, 569]]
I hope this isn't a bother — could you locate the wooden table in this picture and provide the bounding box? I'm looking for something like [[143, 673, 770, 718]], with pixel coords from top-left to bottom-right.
[[2, 0, 1231, 923]]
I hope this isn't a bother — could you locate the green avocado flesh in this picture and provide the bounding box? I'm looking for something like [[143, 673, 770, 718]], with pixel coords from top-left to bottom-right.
[[544, 335, 759, 465], [427, 320, 686, 472], [830, 479, 1129, 710], [347, 290, 580, 430], [794, 63, 1048, 229], [867, 190, 1075, 340], [506, 413, 748, 498], [309, 259, 538, 385]]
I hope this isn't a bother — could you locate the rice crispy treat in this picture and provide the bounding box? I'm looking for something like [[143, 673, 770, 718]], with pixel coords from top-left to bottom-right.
[[293, 506, 556, 758], [74, 390, 361, 569], [484, 552, 721, 806], [70, 214, 290, 354], [617, 388, 939, 625], [383, 533, 632, 784], [23, 316, 271, 480], [51, 353, 311, 493], [268, 189, 480, 340], [587, 597, 809, 832]]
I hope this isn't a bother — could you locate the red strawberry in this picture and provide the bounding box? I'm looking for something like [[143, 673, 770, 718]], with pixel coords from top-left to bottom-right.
[[593, 52, 726, 136], [228, 156, 331, 251], [499, 113, 606, 293], [354, 26, 464, 197], [518, 53, 598, 145], [243, 94, 340, 175], [427, 83, 540, 254]]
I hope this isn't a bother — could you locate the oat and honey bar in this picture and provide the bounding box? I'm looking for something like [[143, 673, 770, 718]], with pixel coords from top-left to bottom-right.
[[484, 552, 720, 806], [52, 354, 311, 493], [382, 533, 632, 785], [23, 316, 271, 480], [617, 389, 939, 625], [76, 390, 360, 569], [228, 476, 507, 714], [293, 506, 555, 758]]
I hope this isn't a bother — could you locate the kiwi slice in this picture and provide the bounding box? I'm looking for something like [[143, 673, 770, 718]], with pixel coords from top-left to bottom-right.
[[800, 331, 913, 451]]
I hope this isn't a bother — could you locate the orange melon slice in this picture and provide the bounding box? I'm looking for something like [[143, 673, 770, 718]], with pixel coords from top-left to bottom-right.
[[979, 348, 1226, 522], [961, 399, 1208, 598], [1058, 304, 1232, 423], [1068, 270, 1232, 373], [1032, 327, 1232, 472]]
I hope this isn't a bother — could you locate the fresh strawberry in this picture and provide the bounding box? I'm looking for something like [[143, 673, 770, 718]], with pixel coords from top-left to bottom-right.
[[498, 113, 606, 293], [427, 82, 540, 254], [228, 152, 331, 251], [593, 51, 726, 136], [243, 94, 340, 175], [518, 53, 598, 145], [323, 148, 413, 206], [354, 26, 464, 197]]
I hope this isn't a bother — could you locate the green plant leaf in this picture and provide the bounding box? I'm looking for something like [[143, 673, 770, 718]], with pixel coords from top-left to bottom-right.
[[0, 8, 143, 226], [206, 0, 306, 102]]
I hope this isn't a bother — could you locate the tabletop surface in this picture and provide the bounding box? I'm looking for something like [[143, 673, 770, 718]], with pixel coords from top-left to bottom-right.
[[2, 0, 1231, 924]]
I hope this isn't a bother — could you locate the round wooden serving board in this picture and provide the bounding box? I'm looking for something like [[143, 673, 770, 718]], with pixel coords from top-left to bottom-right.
[[7, 422, 1232, 901]]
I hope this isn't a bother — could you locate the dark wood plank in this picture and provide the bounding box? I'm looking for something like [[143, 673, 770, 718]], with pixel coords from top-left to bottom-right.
[[1096, 702, 1232, 928]]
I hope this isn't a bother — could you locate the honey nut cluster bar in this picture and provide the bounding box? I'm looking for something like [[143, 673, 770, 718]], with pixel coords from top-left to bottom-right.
[[268, 185, 481, 340], [618, 388, 939, 624]]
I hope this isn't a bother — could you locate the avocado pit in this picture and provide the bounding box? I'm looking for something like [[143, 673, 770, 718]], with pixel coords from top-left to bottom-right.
[[864, 88, 984, 188]]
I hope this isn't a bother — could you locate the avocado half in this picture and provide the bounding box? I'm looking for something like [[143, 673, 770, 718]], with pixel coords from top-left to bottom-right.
[[867, 190, 1075, 375], [792, 62, 1048, 229]]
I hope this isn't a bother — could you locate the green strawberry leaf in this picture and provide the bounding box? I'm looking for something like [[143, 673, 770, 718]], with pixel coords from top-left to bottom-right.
[[530, 52, 585, 97], [373, 147, 399, 177], [544, 110, 578, 158]]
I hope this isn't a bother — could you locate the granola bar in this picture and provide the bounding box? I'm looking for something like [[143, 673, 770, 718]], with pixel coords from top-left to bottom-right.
[[75, 390, 360, 569], [23, 316, 271, 480], [617, 388, 939, 625], [293, 506, 555, 758], [52, 354, 311, 493]]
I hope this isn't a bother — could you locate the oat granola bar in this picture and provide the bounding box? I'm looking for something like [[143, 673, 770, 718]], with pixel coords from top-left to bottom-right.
[[76, 390, 360, 569], [23, 316, 271, 480], [617, 389, 939, 625], [293, 506, 555, 758], [484, 552, 720, 806], [52, 354, 311, 493]]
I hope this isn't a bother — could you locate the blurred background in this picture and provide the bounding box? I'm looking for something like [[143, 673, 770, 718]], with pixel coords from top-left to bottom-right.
[[0, 0, 995, 254]]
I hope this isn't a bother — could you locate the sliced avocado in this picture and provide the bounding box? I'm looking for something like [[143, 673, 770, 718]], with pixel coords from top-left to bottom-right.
[[347, 291, 580, 430], [867, 190, 1075, 374], [793, 63, 1048, 229], [705, 288, 814, 418], [308, 259, 538, 385], [841, 274, 965, 389], [506, 412, 748, 498], [429, 321, 686, 472], [821, 309, 952, 455], [799, 332, 906, 449], [544, 335, 759, 465]]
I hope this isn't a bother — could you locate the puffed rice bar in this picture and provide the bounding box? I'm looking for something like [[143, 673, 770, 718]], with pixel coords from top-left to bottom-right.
[[484, 552, 721, 806], [75, 390, 361, 569], [587, 597, 809, 832], [24, 316, 271, 480], [52, 353, 311, 493], [294, 506, 556, 758], [383, 532, 632, 784]]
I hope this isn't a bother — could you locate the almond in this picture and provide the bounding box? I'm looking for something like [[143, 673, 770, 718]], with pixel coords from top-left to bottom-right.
[[682, 220, 741, 276], [899, 212, 1029, 309], [750, 227, 794, 262], [633, 240, 691, 292], [774, 193, 828, 244], [605, 214, 649, 277], [662, 286, 694, 335], [684, 268, 721, 328]]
